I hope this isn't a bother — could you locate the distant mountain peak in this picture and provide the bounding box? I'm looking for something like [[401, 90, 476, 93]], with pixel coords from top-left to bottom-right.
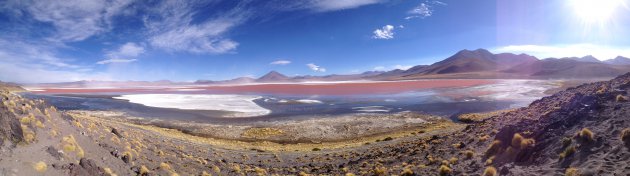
[[605, 56, 630, 65], [257, 71, 290, 82]]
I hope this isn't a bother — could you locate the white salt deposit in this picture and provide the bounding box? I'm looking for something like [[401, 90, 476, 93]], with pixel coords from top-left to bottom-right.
[[114, 94, 270, 117]]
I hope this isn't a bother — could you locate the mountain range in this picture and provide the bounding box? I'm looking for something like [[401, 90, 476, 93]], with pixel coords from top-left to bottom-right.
[[26, 49, 630, 87]]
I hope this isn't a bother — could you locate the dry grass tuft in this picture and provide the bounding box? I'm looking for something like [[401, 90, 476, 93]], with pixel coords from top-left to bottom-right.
[[33, 161, 47, 173], [438, 165, 452, 176], [400, 167, 414, 176], [616, 94, 628, 102], [511, 133, 524, 147], [160, 162, 172, 171], [565, 167, 580, 176], [520, 138, 536, 149], [559, 146, 576, 160], [139, 165, 149, 175], [621, 128, 630, 147], [479, 135, 490, 143], [561, 137, 572, 148], [104, 167, 117, 176], [576, 128, 594, 143], [464, 150, 474, 159], [372, 166, 387, 175], [482, 166, 497, 176], [485, 140, 502, 157]]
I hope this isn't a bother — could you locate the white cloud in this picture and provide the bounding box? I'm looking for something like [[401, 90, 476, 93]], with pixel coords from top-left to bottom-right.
[[393, 65, 413, 70], [270, 60, 291, 65], [145, 0, 248, 54], [306, 63, 327, 72], [373, 66, 386, 71], [372, 25, 395, 39], [97, 58, 137, 65], [405, 1, 446, 20], [19, 0, 133, 41], [493, 44, 630, 60], [374, 65, 413, 71], [106, 42, 145, 58], [98, 42, 144, 65]]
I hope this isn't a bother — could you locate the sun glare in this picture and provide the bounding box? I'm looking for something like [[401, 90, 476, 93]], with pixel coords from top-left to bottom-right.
[[570, 0, 625, 25]]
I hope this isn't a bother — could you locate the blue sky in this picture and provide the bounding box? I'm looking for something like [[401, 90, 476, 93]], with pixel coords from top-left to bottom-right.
[[1, 0, 629, 83]]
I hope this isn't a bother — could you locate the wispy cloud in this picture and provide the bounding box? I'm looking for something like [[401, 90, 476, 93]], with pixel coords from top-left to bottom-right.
[[0, 37, 107, 83], [16, 0, 133, 41], [270, 60, 291, 65], [493, 44, 630, 60], [306, 63, 326, 72], [97, 58, 137, 65], [278, 0, 384, 12], [145, 0, 249, 54], [372, 25, 395, 39], [405, 1, 446, 20]]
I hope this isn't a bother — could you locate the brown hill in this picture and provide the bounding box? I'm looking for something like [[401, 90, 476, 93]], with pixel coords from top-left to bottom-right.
[[504, 58, 630, 78]]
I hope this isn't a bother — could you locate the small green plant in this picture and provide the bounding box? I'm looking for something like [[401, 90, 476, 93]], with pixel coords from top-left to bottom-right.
[[312, 148, 321, 151]]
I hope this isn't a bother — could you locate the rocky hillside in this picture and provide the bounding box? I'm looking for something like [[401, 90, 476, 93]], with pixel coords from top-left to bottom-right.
[[450, 72, 630, 175]]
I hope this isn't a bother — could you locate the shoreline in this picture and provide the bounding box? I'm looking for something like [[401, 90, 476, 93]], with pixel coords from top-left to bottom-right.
[[68, 110, 456, 149]]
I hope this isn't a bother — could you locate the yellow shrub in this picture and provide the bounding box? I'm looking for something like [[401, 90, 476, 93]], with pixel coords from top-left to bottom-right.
[[577, 128, 594, 142], [565, 167, 579, 176], [438, 165, 452, 176], [483, 166, 497, 176], [33, 161, 47, 173]]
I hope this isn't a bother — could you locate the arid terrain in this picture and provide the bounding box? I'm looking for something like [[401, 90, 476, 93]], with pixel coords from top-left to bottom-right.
[[2, 72, 630, 175]]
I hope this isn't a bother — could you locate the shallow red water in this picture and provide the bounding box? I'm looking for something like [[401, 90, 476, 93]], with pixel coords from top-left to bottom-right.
[[33, 79, 497, 95]]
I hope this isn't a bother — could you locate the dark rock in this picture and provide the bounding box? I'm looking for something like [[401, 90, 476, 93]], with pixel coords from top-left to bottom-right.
[[68, 158, 105, 176], [111, 128, 123, 138], [121, 154, 131, 163], [47, 146, 63, 160]]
